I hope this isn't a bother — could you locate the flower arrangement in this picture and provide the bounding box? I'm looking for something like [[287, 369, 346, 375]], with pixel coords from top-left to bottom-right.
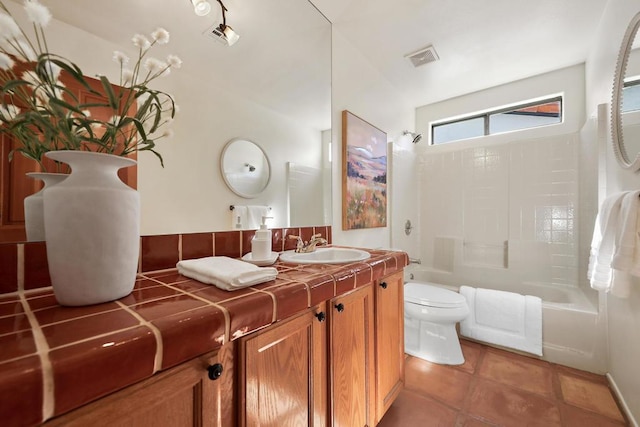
[[0, 0, 180, 168]]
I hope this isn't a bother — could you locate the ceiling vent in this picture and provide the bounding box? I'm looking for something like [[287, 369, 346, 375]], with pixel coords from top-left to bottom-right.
[[405, 45, 439, 68]]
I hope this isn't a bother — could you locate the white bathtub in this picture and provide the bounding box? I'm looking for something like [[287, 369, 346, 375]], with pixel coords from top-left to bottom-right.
[[404, 266, 607, 373]]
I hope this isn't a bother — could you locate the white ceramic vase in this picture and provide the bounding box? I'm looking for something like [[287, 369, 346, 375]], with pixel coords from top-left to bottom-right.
[[24, 173, 68, 242], [43, 151, 139, 306]]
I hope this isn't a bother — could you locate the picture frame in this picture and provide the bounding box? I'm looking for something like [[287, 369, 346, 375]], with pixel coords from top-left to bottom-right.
[[341, 110, 387, 230]]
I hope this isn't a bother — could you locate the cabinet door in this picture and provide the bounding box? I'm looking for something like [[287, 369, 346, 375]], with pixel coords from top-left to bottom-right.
[[329, 284, 375, 427], [239, 304, 327, 427], [374, 271, 405, 423], [46, 344, 235, 427]]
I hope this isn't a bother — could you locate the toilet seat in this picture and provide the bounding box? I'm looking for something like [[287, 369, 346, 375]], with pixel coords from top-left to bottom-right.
[[405, 282, 466, 308]]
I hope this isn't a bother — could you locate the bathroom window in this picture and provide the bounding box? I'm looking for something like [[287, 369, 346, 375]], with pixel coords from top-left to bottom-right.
[[622, 79, 640, 112], [431, 96, 563, 145]]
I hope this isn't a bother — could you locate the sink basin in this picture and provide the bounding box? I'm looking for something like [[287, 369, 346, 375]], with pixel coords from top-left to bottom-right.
[[279, 247, 371, 265]]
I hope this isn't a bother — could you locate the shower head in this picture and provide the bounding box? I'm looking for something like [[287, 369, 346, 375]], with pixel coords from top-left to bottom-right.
[[403, 130, 423, 144]]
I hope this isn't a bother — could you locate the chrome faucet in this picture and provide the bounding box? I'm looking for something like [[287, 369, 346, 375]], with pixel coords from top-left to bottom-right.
[[289, 233, 328, 253]]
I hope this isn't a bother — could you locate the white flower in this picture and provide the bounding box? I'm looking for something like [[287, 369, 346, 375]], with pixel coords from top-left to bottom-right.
[[122, 68, 134, 84], [131, 34, 150, 50], [136, 92, 150, 106], [0, 52, 14, 70], [14, 39, 36, 61], [166, 54, 182, 69], [143, 57, 164, 73], [0, 104, 21, 122], [21, 70, 40, 86], [0, 13, 22, 39], [43, 60, 61, 82], [112, 50, 129, 65], [151, 28, 170, 44], [24, 0, 51, 27]]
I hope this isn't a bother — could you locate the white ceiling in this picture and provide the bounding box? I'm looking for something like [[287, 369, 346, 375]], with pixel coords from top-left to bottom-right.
[[18, 0, 609, 127], [313, 0, 609, 108]]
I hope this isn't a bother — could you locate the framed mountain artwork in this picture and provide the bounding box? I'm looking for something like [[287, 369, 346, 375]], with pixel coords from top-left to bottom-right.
[[342, 110, 387, 230]]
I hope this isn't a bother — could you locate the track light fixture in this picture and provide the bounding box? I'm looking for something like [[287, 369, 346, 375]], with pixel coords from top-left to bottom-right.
[[189, 0, 240, 46], [212, 0, 239, 46]]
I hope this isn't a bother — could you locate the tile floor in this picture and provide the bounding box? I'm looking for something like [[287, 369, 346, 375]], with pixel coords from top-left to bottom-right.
[[379, 339, 629, 427]]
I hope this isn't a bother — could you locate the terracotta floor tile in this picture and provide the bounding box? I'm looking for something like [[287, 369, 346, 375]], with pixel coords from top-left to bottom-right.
[[560, 403, 627, 426], [456, 339, 484, 374], [558, 373, 625, 422], [478, 349, 554, 398], [377, 389, 458, 427], [457, 415, 500, 426], [405, 355, 472, 409], [467, 379, 562, 426], [381, 338, 622, 427]]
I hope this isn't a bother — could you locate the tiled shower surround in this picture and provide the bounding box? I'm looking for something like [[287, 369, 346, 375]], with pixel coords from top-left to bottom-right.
[[419, 133, 580, 290]]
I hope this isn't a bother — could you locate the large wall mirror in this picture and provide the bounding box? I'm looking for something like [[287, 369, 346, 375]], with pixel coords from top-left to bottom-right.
[[0, 0, 331, 241], [611, 10, 640, 171]]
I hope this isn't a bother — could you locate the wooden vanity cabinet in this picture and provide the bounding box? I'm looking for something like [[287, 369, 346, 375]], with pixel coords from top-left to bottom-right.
[[237, 303, 328, 427], [43, 269, 405, 427], [374, 271, 405, 423], [328, 284, 376, 427], [46, 343, 235, 427]]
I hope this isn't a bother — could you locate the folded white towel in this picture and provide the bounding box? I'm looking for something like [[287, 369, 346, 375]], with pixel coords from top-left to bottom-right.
[[588, 192, 626, 292], [459, 286, 542, 356], [177, 256, 277, 291]]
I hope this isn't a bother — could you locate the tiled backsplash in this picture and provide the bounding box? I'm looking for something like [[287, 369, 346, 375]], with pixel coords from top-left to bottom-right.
[[0, 225, 331, 295]]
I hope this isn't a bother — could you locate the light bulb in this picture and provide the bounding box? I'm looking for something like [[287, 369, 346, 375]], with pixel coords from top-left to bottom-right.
[[192, 0, 211, 16]]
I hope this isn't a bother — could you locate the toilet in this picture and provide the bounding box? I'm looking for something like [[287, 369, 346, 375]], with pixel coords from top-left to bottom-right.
[[404, 282, 470, 365]]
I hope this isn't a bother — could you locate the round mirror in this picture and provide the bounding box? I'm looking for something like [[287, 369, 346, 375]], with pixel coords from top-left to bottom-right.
[[611, 11, 640, 171], [220, 138, 271, 198]]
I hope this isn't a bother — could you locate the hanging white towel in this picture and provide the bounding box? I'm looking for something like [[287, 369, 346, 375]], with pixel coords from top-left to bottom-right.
[[610, 191, 640, 298], [459, 286, 542, 356], [177, 256, 277, 291], [588, 192, 626, 292], [246, 205, 269, 229]]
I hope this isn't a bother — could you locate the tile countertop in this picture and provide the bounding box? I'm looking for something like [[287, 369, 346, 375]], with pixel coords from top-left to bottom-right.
[[0, 248, 408, 426]]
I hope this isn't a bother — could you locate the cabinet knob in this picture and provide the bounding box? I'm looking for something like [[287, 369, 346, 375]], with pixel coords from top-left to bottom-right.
[[334, 303, 344, 312], [380, 281, 388, 289], [207, 363, 224, 380], [315, 311, 326, 322]]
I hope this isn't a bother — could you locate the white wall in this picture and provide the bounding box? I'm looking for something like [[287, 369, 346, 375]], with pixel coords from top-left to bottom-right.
[[585, 0, 640, 423], [330, 27, 417, 250]]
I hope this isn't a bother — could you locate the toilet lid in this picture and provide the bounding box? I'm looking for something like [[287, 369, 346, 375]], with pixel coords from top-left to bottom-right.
[[404, 282, 467, 308]]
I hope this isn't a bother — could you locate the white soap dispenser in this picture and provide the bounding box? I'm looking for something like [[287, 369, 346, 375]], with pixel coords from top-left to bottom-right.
[[251, 216, 273, 260]]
